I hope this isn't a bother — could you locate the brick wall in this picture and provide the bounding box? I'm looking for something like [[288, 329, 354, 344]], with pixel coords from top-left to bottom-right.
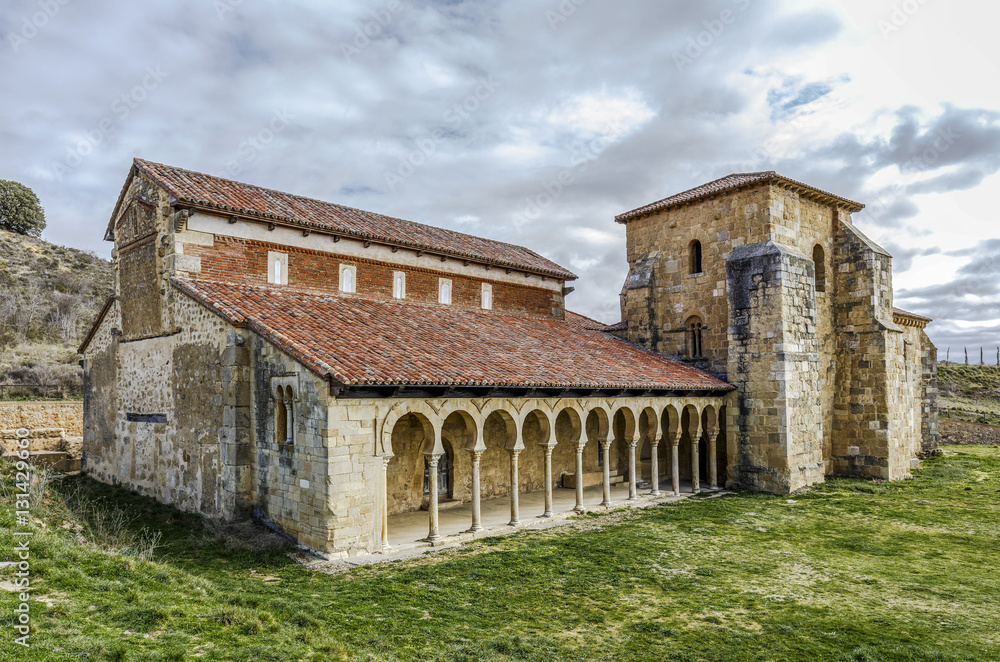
[[186, 236, 562, 318]]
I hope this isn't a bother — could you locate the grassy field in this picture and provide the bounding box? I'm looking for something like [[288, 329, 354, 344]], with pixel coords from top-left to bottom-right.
[[938, 365, 1000, 426], [0, 447, 998, 661]]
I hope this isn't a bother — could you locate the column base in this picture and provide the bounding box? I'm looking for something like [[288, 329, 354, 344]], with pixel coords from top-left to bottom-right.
[[538, 512, 553, 518], [424, 535, 442, 544], [467, 524, 482, 533], [507, 520, 521, 527], [573, 505, 585, 514], [600, 500, 612, 507], [650, 489, 661, 497]]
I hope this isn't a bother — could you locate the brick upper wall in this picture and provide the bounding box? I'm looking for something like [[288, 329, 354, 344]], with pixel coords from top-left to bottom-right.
[[184, 236, 564, 319]]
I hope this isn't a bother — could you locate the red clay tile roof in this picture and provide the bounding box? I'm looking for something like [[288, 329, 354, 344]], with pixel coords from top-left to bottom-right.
[[172, 278, 732, 392], [118, 159, 576, 280], [893, 307, 933, 323], [615, 171, 865, 223]]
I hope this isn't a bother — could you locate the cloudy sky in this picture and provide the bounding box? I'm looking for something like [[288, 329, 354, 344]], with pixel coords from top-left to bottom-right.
[[2, 0, 998, 356]]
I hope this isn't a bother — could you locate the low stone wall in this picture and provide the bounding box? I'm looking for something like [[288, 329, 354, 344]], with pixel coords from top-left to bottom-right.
[[0, 401, 83, 437], [939, 418, 1000, 445]]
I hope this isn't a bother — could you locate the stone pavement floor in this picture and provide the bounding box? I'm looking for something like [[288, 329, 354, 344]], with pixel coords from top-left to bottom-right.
[[299, 479, 723, 571]]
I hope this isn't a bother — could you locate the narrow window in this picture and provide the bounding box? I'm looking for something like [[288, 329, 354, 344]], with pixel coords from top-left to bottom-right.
[[813, 244, 827, 293], [439, 278, 452, 305], [686, 316, 704, 359], [274, 386, 287, 445], [481, 283, 493, 310], [339, 265, 357, 293], [283, 385, 294, 445], [268, 251, 287, 285], [393, 272, 406, 300], [690, 240, 703, 275]]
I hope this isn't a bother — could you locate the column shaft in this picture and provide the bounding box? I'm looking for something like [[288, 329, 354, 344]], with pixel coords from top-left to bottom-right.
[[650, 443, 661, 496], [508, 450, 521, 526], [627, 439, 638, 501], [469, 451, 483, 533], [574, 442, 585, 513], [542, 446, 554, 517], [672, 441, 680, 496], [601, 440, 612, 507], [691, 432, 701, 493], [381, 457, 392, 550], [708, 431, 719, 489], [426, 454, 442, 543]]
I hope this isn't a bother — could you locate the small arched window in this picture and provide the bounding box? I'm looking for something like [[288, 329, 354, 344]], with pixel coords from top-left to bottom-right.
[[393, 271, 406, 300], [690, 240, 703, 275], [275, 385, 293, 445], [481, 283, 493, 310], [813, 245, 827, 293], [439, 279, 452, 305], [686, 315, 704, 359], [340, 265, 357, 293]]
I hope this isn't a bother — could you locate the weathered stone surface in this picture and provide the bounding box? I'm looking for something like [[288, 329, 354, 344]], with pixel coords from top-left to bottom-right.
[[0, 402, 83, 436]]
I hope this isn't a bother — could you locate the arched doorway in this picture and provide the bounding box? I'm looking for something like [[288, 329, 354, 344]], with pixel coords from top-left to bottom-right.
[[423, 442, 452, 499]]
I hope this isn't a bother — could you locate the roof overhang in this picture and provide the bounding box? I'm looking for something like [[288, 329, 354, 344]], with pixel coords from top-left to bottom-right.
[[615, 172, 865, 224]]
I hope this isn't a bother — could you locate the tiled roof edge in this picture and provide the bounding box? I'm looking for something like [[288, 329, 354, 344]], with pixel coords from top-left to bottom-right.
[[615, 171, 864, 223], [136, 159, 577, 280]]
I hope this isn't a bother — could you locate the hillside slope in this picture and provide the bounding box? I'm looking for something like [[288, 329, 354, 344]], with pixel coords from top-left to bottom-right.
[[0, 228, 113, 398], [938, 365, 1000, 426]]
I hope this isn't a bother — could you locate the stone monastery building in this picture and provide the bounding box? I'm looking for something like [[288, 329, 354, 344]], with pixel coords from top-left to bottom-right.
[[81, 159, 938, 557]]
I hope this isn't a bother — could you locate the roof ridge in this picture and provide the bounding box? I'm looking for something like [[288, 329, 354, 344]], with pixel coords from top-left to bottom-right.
[[133, 158, 569, 274]]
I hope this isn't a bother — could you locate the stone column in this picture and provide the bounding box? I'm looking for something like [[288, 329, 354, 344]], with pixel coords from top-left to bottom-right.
[[672, 438, 681, 497], [541, 445, 555, 518], [381, 456, 392, 550], [468, 450, 483, 533], [425, 453, 442, 543], [600, 439, 612, 507], [573, 440, 586, 513], [508, 450, 521, 526], [708, 431, 719, 489], [627, 437, 639, 501], [650, 441, 661, 497], [285, 400, 294, 444], [691, 429, 701, 493]]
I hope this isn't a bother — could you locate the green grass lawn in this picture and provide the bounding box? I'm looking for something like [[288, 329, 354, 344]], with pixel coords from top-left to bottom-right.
[[1, 447, 998, 661]]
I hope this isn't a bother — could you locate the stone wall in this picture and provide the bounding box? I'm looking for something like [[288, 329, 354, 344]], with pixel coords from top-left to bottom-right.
[[619, 180, 935, 491], [726, 241, 824, 492], [939, 418, 1000, 445], [0, 401, 83, 436], [252, 335, 332, 553]]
